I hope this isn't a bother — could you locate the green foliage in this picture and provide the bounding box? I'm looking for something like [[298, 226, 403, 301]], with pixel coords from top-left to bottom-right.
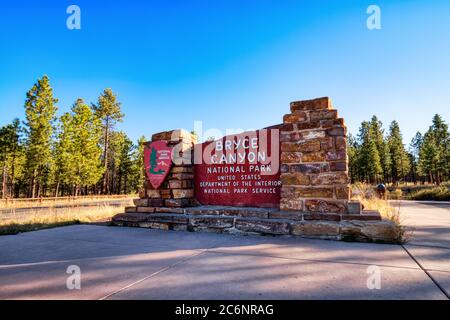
[[350, 114, 449, 186], [2, 77, 145, 198], [0, 119, 26, 198], [417, 114, 450, 185], [92, 88, 124, 194], [23, 75, 58, 197], [409, 186, 450, 201], [353, 121, 383, 183], [387, 120, 410, 184], [53, 99, 104, 195]]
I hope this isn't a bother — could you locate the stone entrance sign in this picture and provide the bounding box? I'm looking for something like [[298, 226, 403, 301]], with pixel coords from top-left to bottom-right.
[[194, 129, 281, 208], [113, 97, 401, 243]]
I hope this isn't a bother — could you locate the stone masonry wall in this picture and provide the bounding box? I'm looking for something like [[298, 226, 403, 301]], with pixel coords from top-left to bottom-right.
[[280, 97, 351, 213], [133, 129, 197, 210]]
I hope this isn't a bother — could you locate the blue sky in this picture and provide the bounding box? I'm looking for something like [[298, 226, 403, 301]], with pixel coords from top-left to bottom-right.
[[0, 0, 449, 144]]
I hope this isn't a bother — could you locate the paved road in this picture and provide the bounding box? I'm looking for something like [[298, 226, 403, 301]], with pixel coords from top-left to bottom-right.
[[394, 200, 450, 298], [0, 201, 448, 300]]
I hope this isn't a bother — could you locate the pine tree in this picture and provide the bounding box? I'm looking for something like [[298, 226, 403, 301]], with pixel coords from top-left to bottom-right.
[[418, 115, 450, 184], [107, 131, 127, 194], [418, 131, 439, 183], [387, 121, 411, 185], [92, 89, 124, 194], [0, 120, 24, 198], [430, 114, 449, 183], [347, 133, 359, 183], [130, 136, 146, 193], [54, 99, 104, 196], [117, 135, 134, 194], [410, 132, 423, 184], [53, 112, 73, 196], [71, 99, 104, 195], [369, 116, 391, 182], [357, 121, 382, 183], [24, 75, 58, 197]]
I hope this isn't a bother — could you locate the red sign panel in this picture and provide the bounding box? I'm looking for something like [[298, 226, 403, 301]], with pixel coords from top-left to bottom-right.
[[144, 141, 173, 189], [194, 129, 281, 208]]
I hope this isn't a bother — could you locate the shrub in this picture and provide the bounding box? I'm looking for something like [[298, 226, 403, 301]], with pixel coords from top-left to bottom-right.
[[388, 188, 403, 200], [409, 186, 450, 201]]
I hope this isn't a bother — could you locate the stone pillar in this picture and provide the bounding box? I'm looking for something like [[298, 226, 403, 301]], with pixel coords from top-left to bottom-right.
[[136, 129, 197, 209], [280, 97, 351, 213]]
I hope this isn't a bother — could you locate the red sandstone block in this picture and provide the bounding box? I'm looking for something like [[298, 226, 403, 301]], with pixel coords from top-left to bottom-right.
[[168, 179, 183, 189], [133, 198, 148, 207], [300, 130, 326, 140], [125, 206, 137, 213], [294, 121, 322, 131], [165, 198, 190, 207], [326, 150, 346, 161], [320, 118, 344, 128], [330, 161, 347, 172], [281, 141, 321, 153], [290, 97, 331, 112], [309, 110, 337, 121], [303, 213, 341, 222], [283, 112, 307, 123], [280, 152, 302, 163], [171, 173, 194, 180], [341, 211, 381, 221], [112, 212, 148, 223], [327, 126, 346, 136], [146, 189, 161, 198], [149, 198, 165, 207], [335, 186, 351, 200], [171, 166, 193, 174], [309, 172, 349, 185], [279, 123, 294, 132], [288, 163, 330, 174], [335, 136, 347, 150], [304, 199, 347, 213], [319, 138, 335, 151], [154, 207, 185, 214], [269, 211, 303, 220], [293, 186, 334, 198], [291, 221, 340, 236], [235, 218, 290, 235], [172, 189, 194, 199], [280, 132, 301, 142], [280, 198, 303, 211], [280, 173, 311, 186], [301, 151, 326, 162], [137, 206, 156, 213]]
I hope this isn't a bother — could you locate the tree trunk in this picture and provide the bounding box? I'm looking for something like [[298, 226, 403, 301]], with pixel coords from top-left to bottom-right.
[[102, 117, 110, 194], [55, 181, 60, 197], [31, 169, 37, 198], [1, 163, 7, 199]]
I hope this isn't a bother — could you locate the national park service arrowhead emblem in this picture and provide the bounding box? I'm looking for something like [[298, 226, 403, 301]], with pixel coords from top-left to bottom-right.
[[144, 141, 173, 189]]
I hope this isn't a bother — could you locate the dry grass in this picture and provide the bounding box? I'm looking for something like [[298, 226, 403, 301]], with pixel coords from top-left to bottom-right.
[[352, 182, 400, 220], [352, 182, 408, 243], [0, 204, 124, 235], [0, 195, 136, 209]]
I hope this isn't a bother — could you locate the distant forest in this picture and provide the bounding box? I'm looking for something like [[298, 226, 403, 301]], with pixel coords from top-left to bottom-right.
[[348, 114, 449, 186], [0, 76, 145, 198]]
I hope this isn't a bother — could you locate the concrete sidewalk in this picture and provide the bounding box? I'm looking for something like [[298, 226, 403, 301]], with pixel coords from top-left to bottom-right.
[[394, 200, 450, 299], [0, 200, 448, 300]]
